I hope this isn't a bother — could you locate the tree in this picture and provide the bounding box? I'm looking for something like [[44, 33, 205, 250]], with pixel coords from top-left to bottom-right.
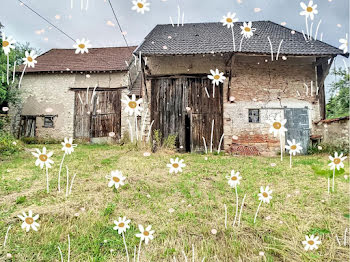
[[0, 23, 37, 112], [326, 67, 350, 119]]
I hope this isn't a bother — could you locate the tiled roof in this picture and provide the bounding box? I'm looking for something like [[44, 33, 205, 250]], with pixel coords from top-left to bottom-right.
[[135, 21, 347, 57], [23, 46, 137, 73]]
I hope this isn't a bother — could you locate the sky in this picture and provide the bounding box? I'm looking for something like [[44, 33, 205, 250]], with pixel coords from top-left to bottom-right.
[[0, 0, 349, 93]]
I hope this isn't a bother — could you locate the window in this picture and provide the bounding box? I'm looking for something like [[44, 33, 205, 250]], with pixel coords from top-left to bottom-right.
[[43, 116, 54, 128], [248, 109, 260, 123]]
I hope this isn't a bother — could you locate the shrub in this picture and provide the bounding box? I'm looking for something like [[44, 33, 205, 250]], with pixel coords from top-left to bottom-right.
[[152, 129, 177, 151], [0, 132, 23, 156], [308, 141, 349, 155]]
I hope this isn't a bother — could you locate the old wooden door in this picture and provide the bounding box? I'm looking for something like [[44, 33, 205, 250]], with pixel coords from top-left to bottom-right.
[[284, 108, 310, 154], [150, 77, 223, 152], [189, 78, 223, 152], [74, 89, 121, 139]]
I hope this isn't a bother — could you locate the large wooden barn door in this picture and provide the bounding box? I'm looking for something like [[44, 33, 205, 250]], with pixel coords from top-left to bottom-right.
[[74, 89, 121, 139], [189, 78, 223, 152], [150, 77, 223, 152]]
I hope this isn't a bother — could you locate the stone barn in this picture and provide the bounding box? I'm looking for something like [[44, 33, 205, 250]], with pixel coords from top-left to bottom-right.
[[135, 21, 347, 155], [13, 46, 140, 142]]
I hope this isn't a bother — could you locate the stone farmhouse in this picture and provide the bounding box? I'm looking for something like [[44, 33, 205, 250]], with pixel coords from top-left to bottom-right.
[[135, 21, 347, 155], [13, 46, 141, 142]]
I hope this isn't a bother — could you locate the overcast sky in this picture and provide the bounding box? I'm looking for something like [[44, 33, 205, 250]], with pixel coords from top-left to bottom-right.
[[0, 0, 349, 92]]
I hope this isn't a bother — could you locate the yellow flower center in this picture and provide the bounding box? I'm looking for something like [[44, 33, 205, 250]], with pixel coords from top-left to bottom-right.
[[118, 222, 125, 227], [262, 192, 268, 198], [79, 44, 85, 49], [3, 40, 9, 47], [27, 56, 33, 62], [128, 101, 137, 109], [66, 143, 72, 148], [290, 145, 297, 150], [231, 176, 237, 181], [214, 75, 220, 80], [244, 27, 251, 32], [137, 2, 144, 8], [273, 122, 281, 130], [25, 217, 34, 225], [226, 18, 233, 23], [39, 154, 48, 162], [113, 177, 120, 183], [333, 158, 341, 164], [308, 240, 314, 245], [143, 231, 149, 236], [172, 163, 179, 168], [306, 6, 313, 12]]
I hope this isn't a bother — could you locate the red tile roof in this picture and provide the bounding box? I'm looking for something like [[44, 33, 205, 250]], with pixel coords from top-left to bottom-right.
[[23, 46, 137, 73]]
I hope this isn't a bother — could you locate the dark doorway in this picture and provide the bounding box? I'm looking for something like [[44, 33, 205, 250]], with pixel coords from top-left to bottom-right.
[[185, 114, 191, 152]]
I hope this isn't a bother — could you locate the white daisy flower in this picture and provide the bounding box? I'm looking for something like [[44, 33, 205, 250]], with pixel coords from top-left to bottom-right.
[[267, 116, 287, 137], [227, 170, 242, 188], [61, 137, 77, 155], [300, 1, 318, 20], [121, 94, 143, 116], [107, 170, 126, 189], [208, 69, 226, 86], [1, 32, 16, 55], [18, 210, 40, 232], [302, 235, 321, 251], [221, 12, 239, 28], [285, 139, 303, 156], [23, 50, 38, 68], [258, 186, 273, 204], [113, 217, 131, 234], [328, 152, 347, 170], [339, 36, 348, 54], [132, 0, 150, 14], [135, 224, 154, 244], [32, 147, 54, 169], [73, 38, 91, 54], [240, 21, 256, 38], [166, 157, 186, 174]]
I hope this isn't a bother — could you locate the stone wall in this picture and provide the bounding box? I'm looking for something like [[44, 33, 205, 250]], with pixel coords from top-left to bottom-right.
[[144, 54, 322, 155], [313, 116, 349, 145], [12, 71, 130, 140]]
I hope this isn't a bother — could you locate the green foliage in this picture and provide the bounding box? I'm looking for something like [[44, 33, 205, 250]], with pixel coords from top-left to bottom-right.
[[0, 131, 22, 156], [16, 195, 27, 204], [326, 67, 350, 119], [308, 141, 349, 155], [152, 129, 177, 150]]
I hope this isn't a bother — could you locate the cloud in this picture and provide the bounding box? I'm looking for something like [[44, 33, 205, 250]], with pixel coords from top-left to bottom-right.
[[106, 20, 115, 27]]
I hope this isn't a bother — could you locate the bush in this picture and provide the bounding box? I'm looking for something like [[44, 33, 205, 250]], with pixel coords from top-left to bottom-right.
[[152, 129, 177, 151], [0, 132, 23, 156], [308, 141, 349, 155]]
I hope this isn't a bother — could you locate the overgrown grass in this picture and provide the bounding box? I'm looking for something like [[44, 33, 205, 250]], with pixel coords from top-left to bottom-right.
[[0, 144, 349, 261]]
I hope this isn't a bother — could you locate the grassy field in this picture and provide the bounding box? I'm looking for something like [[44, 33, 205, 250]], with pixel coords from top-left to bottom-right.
[[0, 144, 349, 261]]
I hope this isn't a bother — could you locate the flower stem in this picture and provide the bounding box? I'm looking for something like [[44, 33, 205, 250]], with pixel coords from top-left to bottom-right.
[[224, 204, 227, 229], [19, 64, 27, 88], [254, 200, 262, 224], [137, 239, 142, 262], [122, 232, 130, 262], [280, 132, 283, 161], [290, 153, 292, 168], [46, 166, 49, 193], [58, 153, 66, 192], [233, 186, 239, 227], [239, 37, 244, 51], [6, 54, 9, 85], [237, 194, 246, 227], [231, 26, 235, 51], [332, 168, 335, 192]]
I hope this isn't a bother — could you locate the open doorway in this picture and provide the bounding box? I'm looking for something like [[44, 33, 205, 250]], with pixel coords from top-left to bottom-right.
[[185, 114, 191, 152]]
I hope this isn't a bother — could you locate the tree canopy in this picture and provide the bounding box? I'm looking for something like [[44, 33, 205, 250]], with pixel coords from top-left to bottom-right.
[[326, 67, 350, 119]]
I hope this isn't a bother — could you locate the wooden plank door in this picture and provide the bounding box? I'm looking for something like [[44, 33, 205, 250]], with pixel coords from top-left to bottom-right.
[[284, 108, 310, 154], [150, 78, 188, 149], [189, 78, 223, 152], [74, 89, 121, 139]]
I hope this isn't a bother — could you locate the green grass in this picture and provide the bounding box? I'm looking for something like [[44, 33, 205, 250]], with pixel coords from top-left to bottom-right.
[[0, 144, 349, 261]]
